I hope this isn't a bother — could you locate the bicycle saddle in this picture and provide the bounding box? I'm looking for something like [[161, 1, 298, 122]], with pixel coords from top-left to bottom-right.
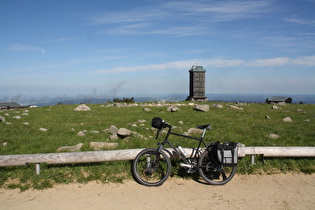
[[196, 124, 211, 130]]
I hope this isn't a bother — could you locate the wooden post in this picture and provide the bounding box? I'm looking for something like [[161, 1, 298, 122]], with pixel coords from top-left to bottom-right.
[[35, 163, 40, 175]]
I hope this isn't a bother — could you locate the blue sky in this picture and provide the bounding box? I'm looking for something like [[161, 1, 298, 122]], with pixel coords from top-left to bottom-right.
[[1, 0, 315, 100]]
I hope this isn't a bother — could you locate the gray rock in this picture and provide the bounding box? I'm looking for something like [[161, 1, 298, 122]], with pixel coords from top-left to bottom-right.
[[77, 131, 86, 136], [89, 130, 100, 134], [89, 142, 118, 150], [109, 125, 118, 135], [39, 127, 48, 132], [167, 106, 180, 112], [73, 104, 91, 111], [0, 116, 5, 123], [118, 128, 131, 137], [272, 105, 279, 110], [283, 117, 293, 123], [185, 128, 203, 135], [12, 116, 22, 119], [194, 104, 209, 112], [228, 105, 243, 110], [109, 134, 119, 140], [268, 134, 280, 139], [212, 104, 223, 109], [143, 108, 151, 112], [57, 143, 83, 152]]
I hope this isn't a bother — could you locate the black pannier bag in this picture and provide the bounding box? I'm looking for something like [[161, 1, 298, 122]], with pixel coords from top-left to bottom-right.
[[216, 142, 238, 167], [151, 117, 164, 129]]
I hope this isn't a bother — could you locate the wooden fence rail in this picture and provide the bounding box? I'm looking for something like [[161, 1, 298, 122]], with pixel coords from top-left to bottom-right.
[[1, 147, 314, 174]]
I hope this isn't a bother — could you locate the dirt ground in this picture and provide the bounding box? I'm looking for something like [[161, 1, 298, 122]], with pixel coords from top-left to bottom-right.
[[1, 173, 314, 210]]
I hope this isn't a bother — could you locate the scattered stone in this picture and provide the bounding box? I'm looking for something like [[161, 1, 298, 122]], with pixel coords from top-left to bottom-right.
[[167, 106, 180, 112], [237, 143, 246, 147], [272, 106, 279, 110], [277, 102, 286, 106], [114, 103, 124, 108], [0, 116, 5, 123], [109, 134, 119, 140], [194, 104, 209, 112], [188, 103, 195, 106], [2, 142, 7, 147], [12, 116, 22, 119], [303, 119, 310, 122], [109, 125, 118, 135], [77, 131, 86, 136], [70, 128, 76, 132], [178, 121, 183, 124], [22, 122, 29, 125], [57, 143, 83, 152], [228, 105, 243, 110], [297, 109, 306, 114], [117, 128, 131, 138], [265, 115, 271, 120], [131, 124, 137, 127], [89, 142, 118, 150], [39, 128, 48, 132], [143, 108, 151, 112], [185, 128, 203, 136], [268, 134, 280, 139], [89, 130, 100, 134], [73, 104, 91, 111], [22, 113, 28, 116], [282, 117, 293, 123], [138, 119, 146, 123], [212, 104, 224, 109]]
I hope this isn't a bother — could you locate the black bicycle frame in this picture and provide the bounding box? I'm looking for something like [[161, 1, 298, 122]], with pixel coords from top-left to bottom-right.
[[156, 126, 208, 164]]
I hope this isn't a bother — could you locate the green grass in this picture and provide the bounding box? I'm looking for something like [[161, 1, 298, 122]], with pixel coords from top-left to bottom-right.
[[1, 102, 315, 191]]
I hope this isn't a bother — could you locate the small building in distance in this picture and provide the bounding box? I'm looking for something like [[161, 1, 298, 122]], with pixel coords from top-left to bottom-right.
[[186, 65, 208, 102], [0, 102, 27, 109], [266, 96, 292, 104]]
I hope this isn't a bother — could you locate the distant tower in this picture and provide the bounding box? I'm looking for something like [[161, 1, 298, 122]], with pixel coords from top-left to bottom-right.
[[186, 65, 207, 101]]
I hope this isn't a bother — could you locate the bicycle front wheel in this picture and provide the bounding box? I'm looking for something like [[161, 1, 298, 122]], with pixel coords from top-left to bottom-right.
[[198, 149, 236, 185], [132, 148, 171, 186]]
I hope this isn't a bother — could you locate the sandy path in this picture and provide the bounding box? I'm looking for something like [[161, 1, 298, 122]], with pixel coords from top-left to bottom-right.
[[1, 174, 314, 210]]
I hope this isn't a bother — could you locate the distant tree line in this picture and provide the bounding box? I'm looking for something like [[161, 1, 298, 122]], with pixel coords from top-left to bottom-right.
[[113, 97, 135, 103]]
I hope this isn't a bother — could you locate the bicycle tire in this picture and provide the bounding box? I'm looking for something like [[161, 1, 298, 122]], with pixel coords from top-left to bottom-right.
[[132, 148, 171, 186], [198, 149, 236, 185]]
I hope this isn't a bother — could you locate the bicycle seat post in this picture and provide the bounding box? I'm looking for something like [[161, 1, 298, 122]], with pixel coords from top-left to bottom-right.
[[201, 129, 207, 139]]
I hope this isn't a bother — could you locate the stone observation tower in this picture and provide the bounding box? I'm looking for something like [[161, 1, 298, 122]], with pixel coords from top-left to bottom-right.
[[186, 65, 208, 101]]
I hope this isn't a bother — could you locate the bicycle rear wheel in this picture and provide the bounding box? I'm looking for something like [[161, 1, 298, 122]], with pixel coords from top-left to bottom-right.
[[132, 148, 171, 186], [198, 149, 236, 185]]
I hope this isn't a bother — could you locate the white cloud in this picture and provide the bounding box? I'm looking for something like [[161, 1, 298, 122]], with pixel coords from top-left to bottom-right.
[[47, 37, 76, 43], [7, 44, 46, 54], [283, 17, 315, 26], [87, 0, 273, 36], [95, 56, 315, 74], [246, 57, 290, 67], [290, 56, 315, 66]]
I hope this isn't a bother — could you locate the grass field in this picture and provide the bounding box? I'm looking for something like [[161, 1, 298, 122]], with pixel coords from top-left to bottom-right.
[[1, 102, 314, 191]]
